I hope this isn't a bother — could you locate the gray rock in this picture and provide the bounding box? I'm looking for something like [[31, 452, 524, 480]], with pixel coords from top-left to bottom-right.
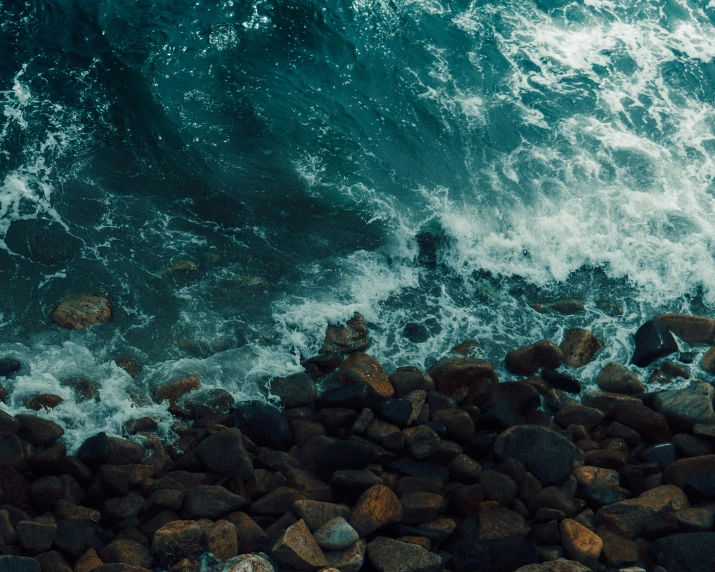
[[181, 485, 246, 520], [197, 428, 253, 478], [313, 517, 359, 550], [654, 383, 715, 430], [367, 536, 441, 572]]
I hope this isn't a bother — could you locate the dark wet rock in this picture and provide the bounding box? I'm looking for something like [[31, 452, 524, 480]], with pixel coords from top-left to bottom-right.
[[151, 520, 204, 570], [226, 512, 268, 553], [702, 347, 715, 374], [153, 375, 200, 407], [61, 378, 98, 401], [17, 519, 57, 552], [197, 427, 253, 478], [609, 403, 671, 443], [50, 294, 112, 330], [271, 373, 318, 408], [272, 518, 328, 571], [581, 391, 641, 414], [303, 353, 343, 380], [322, 312, 369, 354], [404, 425, 441, 460], [99, 539, 152, 568], [664, 455, 715, 487], [596, 300, 624, 316], [530, 298, 585, 315], [15, 414, 64, 446], [649, 532, 715, 572], [337, 352, 394, 400], [115, 358, 143, 378], [684, 473, 715, 499], [400, 492, 444, 525], [0, 556, 40, 572], [654, 314, 715, 344], [350, 485, 403, 537], [541, 369, 582, 394], [367, 536, 441, 572], [673, 433, 715, 457], [631, 320, 678, 367], [0, 434, 25, 468], [654, 383, 715, 429], [329, 470, 383, 503], [0, 358, 21, 378], [403, 323, 430, 344], [181, 486, 246, 520], [184, 389, 234, 418], [555, 403, 604, 429], [380, 398, 413, 427], [232, 402, 294, 451], [387, 459, 450, 481], [316, 441, 374, 474], [493, 425, 584, 486], [642, 442, 677, 468], [484, 381, 540, 415], [318, 383, 376, 411], [595, 363, 644, 394], [559, 328, 603, 368], [479, 470, 517, 507], [431, 409, 475, 442], [389, 367, 435, 398], [24, 393, 63, 411], [579, 485, 624, 509], [505, 340, 563, 376], [199, 519, 238, 561], [427, 358, 498, 395], [528, 487, 578, 517]]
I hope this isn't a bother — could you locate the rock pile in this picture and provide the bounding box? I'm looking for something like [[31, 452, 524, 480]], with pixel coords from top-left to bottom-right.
[[3, 312, 715, 571]]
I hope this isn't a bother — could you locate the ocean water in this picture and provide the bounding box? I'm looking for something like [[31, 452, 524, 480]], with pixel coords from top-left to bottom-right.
[[1, 0, 715, 446]]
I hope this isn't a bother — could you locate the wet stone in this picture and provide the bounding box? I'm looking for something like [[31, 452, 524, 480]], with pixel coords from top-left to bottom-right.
[[350, 485, 403, 537], [426, 358, 498, 395], [181, 486, 246, 520], [50, 294, 112, 330], [271, 373, 318, 408], [293, 500, 352, 532], [366, 536, 441, 572], [329, 470, 383, 503], [642, 442, 677, 468], [560, 328, 603, 369], [15, 414, 64, 446], [541, 369, 582, 394], [325, 539, 366, 572], [24, 393, 63, 410], [184, 388, 234, 418], [272, 518, 328, 571], [596, 363, 644, 394], [313, 517, 359, 551], [389, 367, 435, 398], [338, 352, 395, 400], [16, 520, 57, 552], [0, 556, 40, 572], [654, 383, 715, 429], [197, 427, 253, 478], [505, 340, 564, 376], [631, 320, 678, 368], [232, 402, 295, 451], [654, 313, 715, 344], [322, 312, 369, 354]]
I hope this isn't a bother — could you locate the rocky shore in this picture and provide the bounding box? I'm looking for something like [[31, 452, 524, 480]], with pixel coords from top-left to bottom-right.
[[4, 305, 715, 572]]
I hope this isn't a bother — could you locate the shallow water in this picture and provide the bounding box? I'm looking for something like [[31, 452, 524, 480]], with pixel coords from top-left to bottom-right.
[[1, 0, 715, 447]]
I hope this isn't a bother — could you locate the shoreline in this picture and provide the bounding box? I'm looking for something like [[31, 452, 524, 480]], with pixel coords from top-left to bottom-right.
[[1, 311, 715, 571]]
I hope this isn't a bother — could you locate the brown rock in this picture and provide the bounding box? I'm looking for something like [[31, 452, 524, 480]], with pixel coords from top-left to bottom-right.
[[366, 536, 441, 572], [292, 420, 327, 446], [272, 519, 328, 571], [555, 403, 605, 429], [426, 358, 498, 395], [596, 527, 638, 567], [55, 500, 101, 522], [581, 391, 642, 414], [35, 551, 72, 572], [226, 512, 268, 553], [153, 375, 200, 406], [400, 492, 444, 525], [271, 373, 318, 408], [654, 314, 715, 343], [560, 519, 602, 567], [200, 520, 237, 561], [24, 394, 63, 410], [702, 347, 715, 374], [338, 353, 394, 399], [197, 427, 253, 479], [75, 549, 104, 572], [596, 363, 644, 394], [365, 419, 403, 451], [583, 450, 628, 470], [151, 520, 204, 569], [293, 501, 352, 532], [403, 425, 441, 460], [50, 293, 112, 329], [609, 403, 670, 443], [389, 367, 435, 398], [325, 539, 366, 572], [322, 312, 369, 354], [181, 485, 246, 520], [449, 484, 485, 517], [661, 362, 690, 379], [350, 485, 403, 537], [479, 470, 518, 506], [15, 414, 64, 446], [663, 454, 715, 487], [595, 485, 689, 538], [430, 409, 475, 442], [675, 507, 715, 531], [448, 454, 482, 483], [99, 540, 151, 568], [505, 340, 563, 376], [573, 466, 620, 489], [560, 329, 603, 368]]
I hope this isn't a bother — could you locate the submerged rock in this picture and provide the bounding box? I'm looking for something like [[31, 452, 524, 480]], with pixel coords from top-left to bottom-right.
[[0, 358, 21, 378], [156, 258, 199, 277], [50, 294, 112, 330], [530, 298, 585, 315]]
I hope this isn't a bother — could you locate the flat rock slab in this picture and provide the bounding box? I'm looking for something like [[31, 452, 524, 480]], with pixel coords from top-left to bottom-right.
[[494, 425, 584, 486], [367, 537, 441, 572]]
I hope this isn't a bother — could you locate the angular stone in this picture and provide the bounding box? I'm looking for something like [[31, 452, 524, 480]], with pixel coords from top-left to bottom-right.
[[494, 425, 584, 486], [595, 485, 689, 538], [609, 403, 671, 443], [315, 441, 374, 475], [313, 517, 359, 550], [654, 314, 715, 344], [17, 520, 57, 552], [200, 520, 237, 561], [338, 353, 394, 399], [293, 500, 352, 532], [271, 373, 318, 408], [181, 486, 246, 520], [560, 329, 603, 368], [400, 492, 444, 525], [0, 556, 40, 572], [329, 470, 383, 503], [272, 519, 328, 571], [151, 520, 203, 569], [251, 487, 306, 516], [676, 507, 715, 531], [479, 470, 517, 507], [350, 485, 403, 537], [426, 358, 498, 395], [225, 512, 268, 554], [325, 539, 366, 572], [366, 536, 441, 572], [322, 312, 369, 354], [560, 519, 602, 566], [596, 527, 638, 567], [674, 433, 715, 457], [50, 294, 112, 329], [654, 383, 715, 429], [225, 554, 275, 572], [403, 425, 441, 460], [197, 428, 253, 478], [505, 340, 563, 376], [632, 320, 678, 367], [596, 363, 644, 394]]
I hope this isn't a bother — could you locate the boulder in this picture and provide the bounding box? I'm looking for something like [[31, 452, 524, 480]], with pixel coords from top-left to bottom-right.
[[272, 519, 328, 571], [426, 358, 498, 395], [200, 520, 237, 561], [232, 402, 295, 451], [654, 383, 715, 429], [322, 312, 369, 354], [271, 373, 318, 408], [99, 539, 152, 568], [184, 388, 234, 418], [403, 425, 441, 460], [338, 353, 394, 399], [350, 485, 403, 537], [540, 369, 582, 394], [389, 367, 435, 397], [493, 425, 584, 486], [197, 428, 253, 478], [50, 294, 112, 329], [631, 320, 678, 367], [293, 500, 352, 532], [560, 329, 603, 368], [595, 363, 644, 394], [609, 403, 671, 443], [153, 376, 200, 406], [366, 537, 441, 572], [654, 314, 715, 344], [0, 358, 21, 378], [505, 340, 563, 376], [555, 403, 604, 429], [16, 519, 57, 552]]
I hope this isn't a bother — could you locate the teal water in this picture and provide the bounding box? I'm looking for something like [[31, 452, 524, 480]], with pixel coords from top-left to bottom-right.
[[1, 0, 715, 444]]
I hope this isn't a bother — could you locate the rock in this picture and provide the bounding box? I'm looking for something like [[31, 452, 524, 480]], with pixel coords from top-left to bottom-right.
[[315, 441, 374, 475], [181, 486, 246, 520], [403, 425, 441, 460], [631, 320, 678, 367], [366, 537, 441, 572], [322, 312, 369, 354], [595, 485, 689, 538], [573, 466, 620, 490], [183, 389, 234, 418], [596, 363, 644, 394], [232, 402, 295, 451], [0, 556, 40, 572], [380, 398, 414, 427], [225, 554, 275, 572], [197, 427, 253, 478], [676, 507, 715, 531], [293, 501, 352, 532], [529, 487, 578, 517], [649, 532, 715, 572], [479, 470, 517, 507], [338, 353, 394, 399], [559, 329, 603, 369], [0, 358, 21, 378], [448, 454, 482, 483], [426, 358, 498, 395], [24, 393, 63, 410], [272, 519, 328, 571], [318, 384, 376, 410], [325, 539, 366, 572], [153, 376, 200, 406], [389, 368, 435, 398], [431, 409, 476, 441], [597, 527, 638, 567], [400, 492, 444, 525], [530, 298, 585, 315], [15, 414, 64, 446], [493, 425, 584, 486], [16, 519, 57, 552], [703, 347, 715, 374], [505, 340, 563, 376], [350, 485, 403, 537], [313, 517, 359, 550], [387, 458, 450, 481], [673, 433, 715, 457], [303, 353, 343, 380], [541, 369, 582, 394], [663, 455, 715, 487], [654, 383, 715, 429], [581, 391, 641, 414], [152, 521, 203, 569], [560, 519, 602, 566], [329, 470, 383, 503], [271, 373, 318, 408], [654, 314, 715, 344], [99, 539, 152, 568], [50, 294, 112, 329], [555, 403, 604, 429], [200, 520, 237, 561], [609, 403, 671, 443], [250, 487, 305, 516]]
